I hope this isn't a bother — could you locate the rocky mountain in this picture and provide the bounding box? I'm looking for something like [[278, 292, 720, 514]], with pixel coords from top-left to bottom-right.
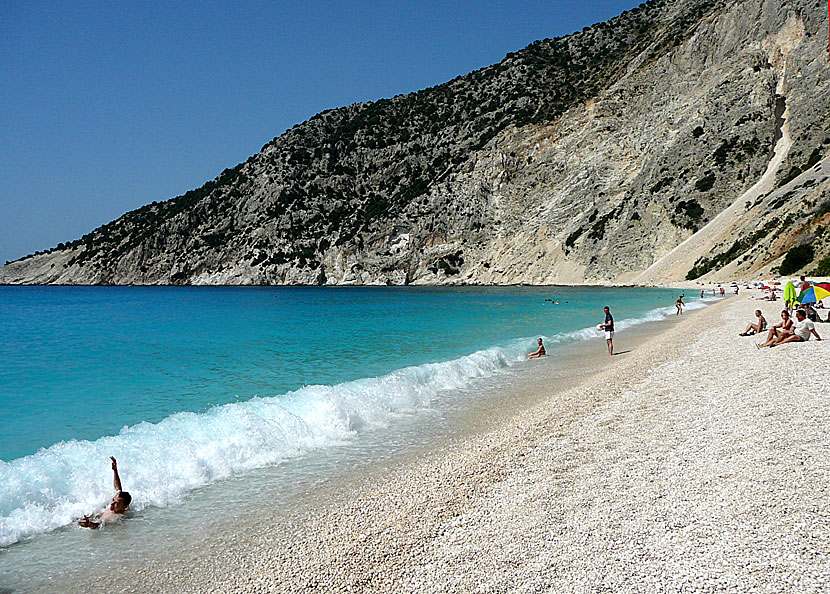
[[3, 0, 829, 286]]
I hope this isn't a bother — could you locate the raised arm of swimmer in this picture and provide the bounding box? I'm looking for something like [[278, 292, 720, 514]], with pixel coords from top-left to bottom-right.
[[111, 456, 123, 492]]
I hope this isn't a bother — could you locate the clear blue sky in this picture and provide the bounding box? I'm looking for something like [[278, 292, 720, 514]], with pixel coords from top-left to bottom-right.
[[0, 1, 641, 264]]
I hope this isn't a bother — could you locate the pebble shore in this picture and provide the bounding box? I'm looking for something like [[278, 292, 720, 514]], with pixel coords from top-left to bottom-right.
[[66, 293, 830, 593]]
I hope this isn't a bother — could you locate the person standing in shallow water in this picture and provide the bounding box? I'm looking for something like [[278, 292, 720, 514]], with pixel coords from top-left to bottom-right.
[[675, 294, 685, 315], [600, 306, 614, 356], [78, 456, 131, 529]]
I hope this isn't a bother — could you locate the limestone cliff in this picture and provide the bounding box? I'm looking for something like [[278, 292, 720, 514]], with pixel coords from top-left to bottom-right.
[[2, 0, 829, 286]]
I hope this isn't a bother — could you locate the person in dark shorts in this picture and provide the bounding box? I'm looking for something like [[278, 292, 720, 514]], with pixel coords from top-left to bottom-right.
[[600, 306, 614, 356]]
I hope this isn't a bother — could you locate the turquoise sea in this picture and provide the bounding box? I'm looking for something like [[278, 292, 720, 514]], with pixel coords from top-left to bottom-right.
[[0, 285, 706, 550]]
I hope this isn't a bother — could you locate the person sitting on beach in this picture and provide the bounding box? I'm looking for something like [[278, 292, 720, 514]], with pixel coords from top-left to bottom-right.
[[769, 309, 822, 347], [759, 310, 793, 347], [78, 456, 131, 529], [739, 310, 767, 336], [600, 306, 614, 356], [675, 294, 685, 315], [527, 338, 546, 359]]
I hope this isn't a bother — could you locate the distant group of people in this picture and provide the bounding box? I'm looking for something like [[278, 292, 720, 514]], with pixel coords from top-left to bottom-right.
[[699, 286, 736, 299]]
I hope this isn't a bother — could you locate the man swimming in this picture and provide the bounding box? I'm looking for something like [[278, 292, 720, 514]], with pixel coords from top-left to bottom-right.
[[78, 456, 131, 529], [528, 338, 546, 359]]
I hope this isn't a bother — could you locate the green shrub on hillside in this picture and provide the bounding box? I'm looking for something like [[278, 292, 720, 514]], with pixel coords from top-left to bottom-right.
[[779, 244, 815, 275], [812, 255, 830, 276]]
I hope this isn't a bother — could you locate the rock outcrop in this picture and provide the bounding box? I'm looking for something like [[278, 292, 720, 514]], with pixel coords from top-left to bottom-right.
[[2, 0, 829, 286]]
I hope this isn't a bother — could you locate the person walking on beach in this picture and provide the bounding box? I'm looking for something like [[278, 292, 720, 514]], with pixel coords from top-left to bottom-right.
[[527, 338, 546, 359], [78, 456, 131, 529], [675, 294, 685, 315], [600, 306, 614, 356]]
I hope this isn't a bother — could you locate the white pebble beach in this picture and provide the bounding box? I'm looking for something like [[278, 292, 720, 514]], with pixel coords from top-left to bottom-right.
[[47, 291, 830, 593]]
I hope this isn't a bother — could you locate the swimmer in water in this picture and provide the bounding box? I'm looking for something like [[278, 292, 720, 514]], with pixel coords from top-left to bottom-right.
[[78, 457, 131, 529], [527, 338, 546, 359]]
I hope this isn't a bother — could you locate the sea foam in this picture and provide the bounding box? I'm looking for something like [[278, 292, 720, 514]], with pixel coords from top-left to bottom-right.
[[0, 342, 523, 547]]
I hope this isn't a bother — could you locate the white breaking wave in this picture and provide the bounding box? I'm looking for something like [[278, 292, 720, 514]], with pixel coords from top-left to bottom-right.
[[0, 296, 718, 547], [0, 342, 523, 547]]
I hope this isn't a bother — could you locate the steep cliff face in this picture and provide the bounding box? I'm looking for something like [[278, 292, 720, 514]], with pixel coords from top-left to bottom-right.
[[2, 0, 829, 286]]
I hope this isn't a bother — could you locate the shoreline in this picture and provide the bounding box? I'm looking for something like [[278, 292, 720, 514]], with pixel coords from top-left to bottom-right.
[[0, 286, 689, 549], [0, 281, 727, 288], [10, 291, 830, 593], [17, 297, 721, 592], [216, 292, 825, 594]]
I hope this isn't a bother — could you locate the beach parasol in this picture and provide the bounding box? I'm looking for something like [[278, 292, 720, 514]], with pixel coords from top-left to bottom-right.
[[796, 284, 830, 304], [783, 281, 797, 307]]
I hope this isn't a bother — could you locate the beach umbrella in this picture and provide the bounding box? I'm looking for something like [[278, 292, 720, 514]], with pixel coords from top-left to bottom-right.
[[783, 281, 797, 306], [796, 284, 830, 304]]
